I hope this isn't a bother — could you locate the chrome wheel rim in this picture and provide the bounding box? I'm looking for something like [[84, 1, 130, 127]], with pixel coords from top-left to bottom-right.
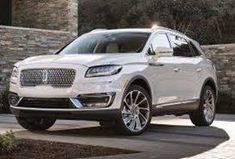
[[203, 89, 215, 123], [121, 90, 150, 132]]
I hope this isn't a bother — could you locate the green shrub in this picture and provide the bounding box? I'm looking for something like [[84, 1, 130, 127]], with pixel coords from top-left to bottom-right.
[[217, 91, 235, 114], [0, 131, 16, 154], [0, 85, 10, 113]]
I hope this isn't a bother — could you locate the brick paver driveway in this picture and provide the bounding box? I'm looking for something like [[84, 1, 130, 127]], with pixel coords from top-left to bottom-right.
[[0, 114, 234, 159]]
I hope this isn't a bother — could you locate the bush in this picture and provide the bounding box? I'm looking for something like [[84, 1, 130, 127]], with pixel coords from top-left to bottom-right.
[[78, 0, 235, 45], [0, 131, 16, 154], [0, 85, 10, 113], [217, 91, 235, 114]]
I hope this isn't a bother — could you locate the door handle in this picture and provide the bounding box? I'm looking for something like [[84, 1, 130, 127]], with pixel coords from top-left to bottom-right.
[[173, 68, 180, 72], [148, 62, 164, 67], [196, 68, 203, 72]]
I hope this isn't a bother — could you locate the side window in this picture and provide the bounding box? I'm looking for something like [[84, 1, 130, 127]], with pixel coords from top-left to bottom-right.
[[189, 41, 201, 56], [151, 33, 171, 53], [169, 34, 193, 57]]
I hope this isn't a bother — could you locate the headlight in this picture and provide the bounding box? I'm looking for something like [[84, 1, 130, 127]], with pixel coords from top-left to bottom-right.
[[11, 67, 18, 78], [85, 65, 122, 78]]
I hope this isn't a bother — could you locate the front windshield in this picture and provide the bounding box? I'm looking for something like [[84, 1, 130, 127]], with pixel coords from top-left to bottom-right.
[[59, 32, 150, 54]]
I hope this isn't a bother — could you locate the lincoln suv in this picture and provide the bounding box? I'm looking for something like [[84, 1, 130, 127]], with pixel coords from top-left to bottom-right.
[[9, 27, 217, 135]]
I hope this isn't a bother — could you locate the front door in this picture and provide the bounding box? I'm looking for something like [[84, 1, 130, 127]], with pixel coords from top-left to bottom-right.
[[167, 34, 199, 102], [147, 33, 181, 105]]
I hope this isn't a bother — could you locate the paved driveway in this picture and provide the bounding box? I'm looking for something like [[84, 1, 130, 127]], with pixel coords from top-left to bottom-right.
[[0, 114, 234, 159]]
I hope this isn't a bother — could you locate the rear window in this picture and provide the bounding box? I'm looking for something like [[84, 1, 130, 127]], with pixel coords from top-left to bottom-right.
[[168, 34, 193, 57], [189, 41, 202, 56]]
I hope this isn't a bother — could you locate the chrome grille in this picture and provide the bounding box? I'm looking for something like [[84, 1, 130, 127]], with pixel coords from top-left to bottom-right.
[[20, 69, 76, 88]]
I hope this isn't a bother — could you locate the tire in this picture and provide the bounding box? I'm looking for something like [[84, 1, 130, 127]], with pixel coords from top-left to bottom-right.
[[190, 86, 216, 126], [116, 85, 152, 135], [16, 117, 56, 131]]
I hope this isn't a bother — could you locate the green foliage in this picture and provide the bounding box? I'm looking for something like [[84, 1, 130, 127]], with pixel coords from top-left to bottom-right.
[[0, 84, 10, 113], [0, 131, 16, 154], [217, 91, 235, 114], [78, 0, 235, 45]]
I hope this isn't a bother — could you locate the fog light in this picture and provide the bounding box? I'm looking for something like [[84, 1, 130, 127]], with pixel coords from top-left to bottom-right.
[[78, 93, 115, 108], [9, 93, 20, 106]]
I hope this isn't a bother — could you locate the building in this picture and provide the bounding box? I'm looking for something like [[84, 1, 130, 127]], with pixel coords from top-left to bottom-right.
[[0, 0, 77, 34], [0, 0, 78, 92]]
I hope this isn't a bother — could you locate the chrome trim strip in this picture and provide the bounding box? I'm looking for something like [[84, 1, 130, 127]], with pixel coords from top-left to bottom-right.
[[78, 93, 115, 107], [156, 98, 200, 108], [10, 105, 118, 112], [69, 98, 83, 108], [11, 97, 23, 107]]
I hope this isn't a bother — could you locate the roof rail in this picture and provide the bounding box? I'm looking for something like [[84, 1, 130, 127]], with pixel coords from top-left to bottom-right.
[[90, 29, 107, 33]]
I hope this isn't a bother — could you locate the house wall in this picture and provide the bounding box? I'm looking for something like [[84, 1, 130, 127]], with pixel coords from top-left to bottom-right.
[[0, 25, 74, 91], [203, 44, 235, 92], [11, 0, 78, 34]]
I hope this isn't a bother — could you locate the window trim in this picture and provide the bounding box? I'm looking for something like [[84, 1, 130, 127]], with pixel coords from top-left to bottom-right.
[[167, 33, 194, 58], [188, 40, 202, 57], [147, 32, 172, 56]]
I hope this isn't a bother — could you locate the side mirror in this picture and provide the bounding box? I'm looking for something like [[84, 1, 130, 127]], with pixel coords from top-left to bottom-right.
[[155, 47, 173, 57]]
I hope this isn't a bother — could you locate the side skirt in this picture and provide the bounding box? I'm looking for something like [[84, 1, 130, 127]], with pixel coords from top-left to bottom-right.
[[152, 99, 200, 116]]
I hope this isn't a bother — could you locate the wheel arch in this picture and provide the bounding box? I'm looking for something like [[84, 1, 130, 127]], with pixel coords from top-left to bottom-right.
[[201, 77, 218, 102], [125, 75, 152, 102]]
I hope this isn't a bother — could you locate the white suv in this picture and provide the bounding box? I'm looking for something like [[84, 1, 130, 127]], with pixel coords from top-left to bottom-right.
[[9, 27, 217, 135]]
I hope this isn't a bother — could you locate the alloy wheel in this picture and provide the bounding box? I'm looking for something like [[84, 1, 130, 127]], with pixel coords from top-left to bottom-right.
[[121, 90, 150, 132], [203, 89, 215, 123]]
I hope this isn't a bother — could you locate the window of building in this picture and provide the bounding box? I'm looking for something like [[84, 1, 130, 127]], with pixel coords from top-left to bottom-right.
[[0, 0, 12, 26]]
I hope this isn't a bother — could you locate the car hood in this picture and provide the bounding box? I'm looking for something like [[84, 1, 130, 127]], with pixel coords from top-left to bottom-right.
[[18, 53, 145, 67]]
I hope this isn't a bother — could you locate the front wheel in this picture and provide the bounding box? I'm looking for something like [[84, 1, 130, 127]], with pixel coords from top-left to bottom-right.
[[190, 86, 216, 126], [16, 117, 56, 131], [116, 85, 152, 135]]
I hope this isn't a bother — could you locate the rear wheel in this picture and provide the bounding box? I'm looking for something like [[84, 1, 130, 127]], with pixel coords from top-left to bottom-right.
[[116, 85, 152, 135], [190, 86, 216, 126], [16, 117, 56, 131]]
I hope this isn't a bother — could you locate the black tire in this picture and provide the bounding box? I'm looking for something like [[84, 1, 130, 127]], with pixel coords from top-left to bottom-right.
[[190, 86, 216, 126], [16, 117, 56, 131], [116, 85, 152, 135]]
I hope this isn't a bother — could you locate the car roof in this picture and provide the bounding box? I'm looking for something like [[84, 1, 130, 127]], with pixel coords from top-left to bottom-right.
[[88, 27, 193, 42]]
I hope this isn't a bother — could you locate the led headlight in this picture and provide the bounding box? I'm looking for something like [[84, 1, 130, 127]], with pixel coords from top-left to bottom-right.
[[11, 67, 18, 78], [85, 65, 122, 78]]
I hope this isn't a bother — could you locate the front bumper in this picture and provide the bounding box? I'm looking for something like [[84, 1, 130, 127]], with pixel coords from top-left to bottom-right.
[[9, 93, 120, 121], [10, 106, 120, 121]]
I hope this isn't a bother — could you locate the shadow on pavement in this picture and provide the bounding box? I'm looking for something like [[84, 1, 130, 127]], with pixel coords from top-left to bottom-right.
[[33, 123, 230, 159]]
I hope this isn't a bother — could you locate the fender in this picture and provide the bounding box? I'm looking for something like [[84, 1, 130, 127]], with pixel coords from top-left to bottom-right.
[[200, 77, 218, 102], [124, 75, 152, 101]]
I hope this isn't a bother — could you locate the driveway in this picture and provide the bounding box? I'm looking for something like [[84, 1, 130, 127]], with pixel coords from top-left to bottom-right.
[[0, 114, 234, 159]]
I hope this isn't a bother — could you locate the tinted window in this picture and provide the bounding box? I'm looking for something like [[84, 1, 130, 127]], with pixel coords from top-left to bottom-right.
[[169, 35, 193, 57], [152, 34, 171, 50], [189, 41, 201, 56], [59, 32, 150, 54]]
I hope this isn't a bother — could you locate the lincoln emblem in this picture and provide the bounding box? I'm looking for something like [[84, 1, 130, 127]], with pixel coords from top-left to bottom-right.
[[42, 70, 48, 84]]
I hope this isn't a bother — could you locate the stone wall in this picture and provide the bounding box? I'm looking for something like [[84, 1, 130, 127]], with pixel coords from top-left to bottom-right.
[[202, 44, 235, 93], [0, 25, 74, 92], [11, 0, 78, 34]]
